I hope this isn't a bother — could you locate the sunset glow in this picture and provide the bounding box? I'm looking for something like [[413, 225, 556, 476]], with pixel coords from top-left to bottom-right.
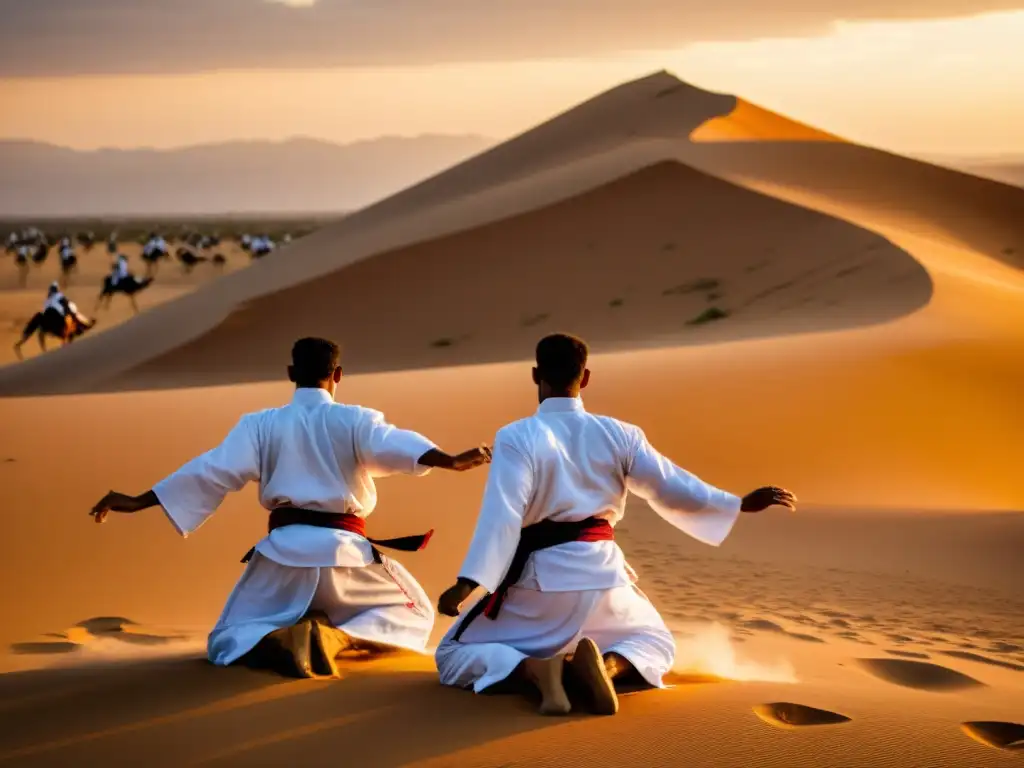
[[0, 10, 1021, 156]]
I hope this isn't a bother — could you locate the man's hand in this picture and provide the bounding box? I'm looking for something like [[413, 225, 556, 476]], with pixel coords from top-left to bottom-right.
[[437, 578, 479, 617], [450, 446, 492, 472], [89, 489, 158, 524], [740, 486, 797, 513], [417, 446, 492, 472]]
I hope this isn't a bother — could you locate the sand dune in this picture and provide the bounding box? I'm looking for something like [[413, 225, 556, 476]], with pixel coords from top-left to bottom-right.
[[1, 70, 1022, 766], [101, 161, 932, 389], [0, 72, 1020, 396]]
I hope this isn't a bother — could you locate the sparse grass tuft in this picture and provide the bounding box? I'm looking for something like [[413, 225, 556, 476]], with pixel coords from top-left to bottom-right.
[[687, 307, 729, 326]]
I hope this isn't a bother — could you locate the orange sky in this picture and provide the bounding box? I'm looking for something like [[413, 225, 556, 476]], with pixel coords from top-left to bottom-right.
[[1, 10, 1021, 156]]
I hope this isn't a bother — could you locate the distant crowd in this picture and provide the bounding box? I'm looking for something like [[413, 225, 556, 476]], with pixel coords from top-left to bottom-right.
[[5, 226, 292, 358]]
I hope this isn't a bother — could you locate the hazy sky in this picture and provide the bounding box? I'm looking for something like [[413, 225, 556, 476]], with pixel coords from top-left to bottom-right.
[[1, 1, 1022, 156]]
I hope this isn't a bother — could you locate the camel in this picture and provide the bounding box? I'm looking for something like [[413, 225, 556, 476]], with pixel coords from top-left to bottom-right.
[[13, 306, 94, 359], [96, 275, 153, 315], [31, 241, 50, 265], [60, 248, 78, 283], [14, 247, 30, 288], [175, 246, 209, 274]]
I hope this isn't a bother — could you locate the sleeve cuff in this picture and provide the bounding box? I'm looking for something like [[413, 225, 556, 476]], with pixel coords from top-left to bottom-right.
[[152, 479, 196, 538], [699, 489, 743, 546], [410, 439, 440, 476], [458, 568, 500, 595]]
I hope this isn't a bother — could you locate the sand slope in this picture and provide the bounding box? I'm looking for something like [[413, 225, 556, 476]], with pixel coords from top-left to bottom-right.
[[0, 72, 1020, 396]]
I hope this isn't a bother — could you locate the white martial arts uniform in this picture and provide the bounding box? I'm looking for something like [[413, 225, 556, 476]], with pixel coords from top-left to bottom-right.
[[436, 396, 741, 692], [152, 388, 439, 665]]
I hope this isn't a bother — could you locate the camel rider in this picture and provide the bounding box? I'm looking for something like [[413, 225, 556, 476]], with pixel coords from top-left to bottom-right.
[[43, 282, 91, 332], [43, 282, 66, 314], [110, 254, 131, 287], [42, 282, 74, 336]]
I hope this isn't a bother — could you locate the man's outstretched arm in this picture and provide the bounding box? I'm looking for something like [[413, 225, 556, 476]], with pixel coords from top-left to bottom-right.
[[90, 415, 260, 536], [626, 427, 796, 546], [355, 409, 491, 476]]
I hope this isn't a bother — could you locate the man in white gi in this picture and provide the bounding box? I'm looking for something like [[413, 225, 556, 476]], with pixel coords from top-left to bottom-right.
[[90, 337, 492, 678], [435, 333, 796, 716]]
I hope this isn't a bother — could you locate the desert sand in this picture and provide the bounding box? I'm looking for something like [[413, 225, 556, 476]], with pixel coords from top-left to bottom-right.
[[0, 72, 1021, 766]]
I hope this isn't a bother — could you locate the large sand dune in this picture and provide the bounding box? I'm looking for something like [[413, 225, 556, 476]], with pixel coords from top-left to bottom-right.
[[1, 71, 1022, 766], [0, 72, 1020, 395]]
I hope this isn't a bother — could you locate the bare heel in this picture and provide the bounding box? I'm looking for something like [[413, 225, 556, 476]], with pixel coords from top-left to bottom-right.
[[521, 655, 572, 715]]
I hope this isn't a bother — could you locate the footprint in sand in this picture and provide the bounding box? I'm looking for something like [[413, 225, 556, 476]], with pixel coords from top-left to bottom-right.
[[9, 616, 191, 655], [9, 641, 79, 655], [961, 722, 1024, 752], [856, 658, 984, 691], [753, 702, 852, 729], [742, 619, 824, 644]]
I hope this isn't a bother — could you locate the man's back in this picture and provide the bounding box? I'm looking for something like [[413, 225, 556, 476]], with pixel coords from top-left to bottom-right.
[[254, 389, 432, 517], [152, 388, 436, 567], [495, 397, 636, 528], [458, 396, 742, 594]]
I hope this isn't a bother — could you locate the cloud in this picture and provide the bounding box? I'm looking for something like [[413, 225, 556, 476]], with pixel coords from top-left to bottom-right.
[[2, 0, 1023, 77]]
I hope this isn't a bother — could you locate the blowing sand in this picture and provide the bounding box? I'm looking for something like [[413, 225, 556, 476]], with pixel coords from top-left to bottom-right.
[[0, 71, 1022, 766]]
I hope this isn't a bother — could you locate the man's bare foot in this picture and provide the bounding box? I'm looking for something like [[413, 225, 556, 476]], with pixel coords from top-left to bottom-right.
[[308, 614, 353, 678], [603, 651, 635, 681], [565, 638, 619, 715], [264, 621, 315, 678], [521, 655, 572, 715]]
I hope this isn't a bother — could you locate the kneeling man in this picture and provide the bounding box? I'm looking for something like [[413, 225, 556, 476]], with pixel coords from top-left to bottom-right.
[[91, 337, 491, 678], [435, 333, 795, 715]]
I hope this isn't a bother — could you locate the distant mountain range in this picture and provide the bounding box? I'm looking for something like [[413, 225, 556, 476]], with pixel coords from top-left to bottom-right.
[[920, 154, 1024, 189], [960, 162, 1024, 188], [0, 135, 496, 218]]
